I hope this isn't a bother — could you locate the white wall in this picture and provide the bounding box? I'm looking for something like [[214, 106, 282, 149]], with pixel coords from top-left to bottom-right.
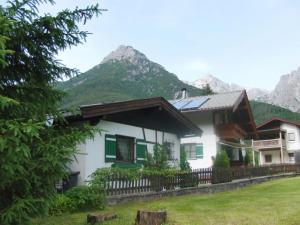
[[259, 150, 291, 165], [70, 120, 180, 185], [181, 111, 218, 169], [281, 123, 300, 151], [260, 150, 282, 165]]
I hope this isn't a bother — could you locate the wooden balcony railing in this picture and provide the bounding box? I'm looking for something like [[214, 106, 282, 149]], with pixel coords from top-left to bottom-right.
[[252, 138, 286, 149]]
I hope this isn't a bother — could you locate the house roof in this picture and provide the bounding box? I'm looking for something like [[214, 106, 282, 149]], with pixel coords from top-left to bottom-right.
[[169, 90, 245, 112], [73, 97, 202, 137], [169, 90, 258, 139], [257, 117, 300, 130]]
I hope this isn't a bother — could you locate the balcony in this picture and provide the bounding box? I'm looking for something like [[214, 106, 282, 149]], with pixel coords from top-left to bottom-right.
[[252, 138, 286, 150], [215, 123, 247, 139]]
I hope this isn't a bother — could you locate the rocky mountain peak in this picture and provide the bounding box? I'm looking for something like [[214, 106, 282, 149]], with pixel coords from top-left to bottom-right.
[[192, 74, 243, 93], [191, 74, 269, 101], [100, 45, 148, 65], [267, 67, 300, 112]]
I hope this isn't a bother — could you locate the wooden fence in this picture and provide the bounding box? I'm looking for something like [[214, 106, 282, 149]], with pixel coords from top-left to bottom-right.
[[106, 164, 300, 196]]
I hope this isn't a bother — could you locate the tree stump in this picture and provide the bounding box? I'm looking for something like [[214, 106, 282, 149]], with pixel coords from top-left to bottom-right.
[[135, 209, 167, 225], [87, 213, 117, 224]]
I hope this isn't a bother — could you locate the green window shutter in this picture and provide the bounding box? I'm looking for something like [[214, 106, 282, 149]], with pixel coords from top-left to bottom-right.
[[136, 139, 147, 164], [196, 144, 203, 159], [105, 134, 116, 162]]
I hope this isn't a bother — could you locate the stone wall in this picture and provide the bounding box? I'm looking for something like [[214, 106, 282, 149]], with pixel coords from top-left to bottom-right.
[[107, 173, 299, 205]]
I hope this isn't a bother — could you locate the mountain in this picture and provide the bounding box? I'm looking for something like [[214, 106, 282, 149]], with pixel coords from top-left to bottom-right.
[[192, 74, 243, 93], [58, 45, 300, 126], [191, 69, 300, 113], [58, 45, 203, 107], [266, 67, 300, 112], [250, 101, 300, 125], [191, 74, 269, 100]]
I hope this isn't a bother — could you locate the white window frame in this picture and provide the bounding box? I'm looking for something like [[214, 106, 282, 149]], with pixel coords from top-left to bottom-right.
[[182, 143, 200, 160]]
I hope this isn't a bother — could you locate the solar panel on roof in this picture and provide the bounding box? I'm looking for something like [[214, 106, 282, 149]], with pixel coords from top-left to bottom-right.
[[182, 97, 209, 110], [172, 99, 192, 109]]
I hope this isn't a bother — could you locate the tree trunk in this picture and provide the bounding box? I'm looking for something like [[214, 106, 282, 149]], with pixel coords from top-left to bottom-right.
[[87, 213, 117, 224], [135, 209, 167, 225]]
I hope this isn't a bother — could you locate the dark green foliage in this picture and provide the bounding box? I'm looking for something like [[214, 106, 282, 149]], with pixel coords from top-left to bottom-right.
[[250, 101, 300, 125], [180, 146, 191, 171], [213, 150, 230, 168], [243, 149, 252, 166], [145, 144, 169, 169], [202, 84, 214, 95], [212, 150, 231, 184], [0, 1, 103, 224], [65, 186, 105, 211], [58, 56, 204, 108], [49, 186, 105, 215], [48, 195, 75, 215]]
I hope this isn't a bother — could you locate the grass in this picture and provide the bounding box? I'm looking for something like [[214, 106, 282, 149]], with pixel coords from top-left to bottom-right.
[[34, 177, 300, 225]]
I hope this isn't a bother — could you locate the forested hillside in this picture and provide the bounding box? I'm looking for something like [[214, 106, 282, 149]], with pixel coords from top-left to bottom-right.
[[250, 101, 300, 125]]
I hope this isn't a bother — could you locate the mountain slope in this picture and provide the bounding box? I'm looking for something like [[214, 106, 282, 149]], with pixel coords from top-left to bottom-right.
[[59, 45, 203, 107], [192, 69, 300, 113], [191, 74, 269, 100], [58, 45, 300, 126], [266, 67, 300, 112], [250, 101, 300, 125]]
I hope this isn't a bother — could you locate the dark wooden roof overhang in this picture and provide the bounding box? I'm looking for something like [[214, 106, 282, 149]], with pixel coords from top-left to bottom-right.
[[78, 97, 202, 137], [230, 90, 258, 139], [257, 117, 300, 130]]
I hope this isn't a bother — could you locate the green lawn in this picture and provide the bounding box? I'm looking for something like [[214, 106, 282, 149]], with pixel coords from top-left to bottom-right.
[[34, 177, 300, 225]]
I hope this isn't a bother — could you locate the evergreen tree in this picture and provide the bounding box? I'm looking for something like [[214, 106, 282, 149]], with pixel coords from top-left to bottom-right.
[[202, 84, 214, 95], [213, 150, 230, 168], [180, 147, 191, 171], [0, 1, 104, 224]]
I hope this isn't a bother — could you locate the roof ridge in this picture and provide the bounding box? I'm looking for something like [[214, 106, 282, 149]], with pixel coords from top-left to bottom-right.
[[171, 89, 245, 100], [257, 117, 300, 128]]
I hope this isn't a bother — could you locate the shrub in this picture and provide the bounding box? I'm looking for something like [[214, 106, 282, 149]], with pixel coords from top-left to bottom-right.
[[244, 149, 252, 166], [212, 150, 231, 184], [180, 146, 191, 171], [48, 195, 74, 215], [66, 186, 105, 211], [49, 186, 105, 215], [144, 144, 169, 169], [213, 150, 230, 168]]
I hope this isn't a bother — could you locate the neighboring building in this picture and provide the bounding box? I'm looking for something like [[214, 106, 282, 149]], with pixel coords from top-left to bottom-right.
[[170, 90, 257, 169], [68, 97, 202, 185], [252, 118, 300, 165]]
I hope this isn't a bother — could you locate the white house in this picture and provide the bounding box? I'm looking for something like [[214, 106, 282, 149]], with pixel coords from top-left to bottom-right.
[[170, 90, 257, 169], [68, 97, 202, 185], [252, 118, 300, 165]]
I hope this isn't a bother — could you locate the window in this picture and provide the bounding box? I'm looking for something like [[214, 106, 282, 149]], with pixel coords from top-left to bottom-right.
[[288, 153, 295, 162], [116, 136, 134, 162], [265, 154, 272, 163], [164, 142, 174, 160], [182, 143, 203, 160], [183, 144, 196, 160], [288, 133, 295, 141]]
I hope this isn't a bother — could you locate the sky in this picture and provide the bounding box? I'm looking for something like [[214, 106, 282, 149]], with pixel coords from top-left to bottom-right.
[[3, 0, 300, 90]]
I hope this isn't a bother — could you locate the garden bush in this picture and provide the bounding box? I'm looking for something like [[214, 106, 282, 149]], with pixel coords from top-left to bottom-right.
[[180, 146, 191, 171], [212, 150, 232, 184], [144, 144, 169, 169], [49, 186, 105, 215], [48, 195, 75, 215], [65, 186, 105, 211], [213, 150, 230, 168]]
